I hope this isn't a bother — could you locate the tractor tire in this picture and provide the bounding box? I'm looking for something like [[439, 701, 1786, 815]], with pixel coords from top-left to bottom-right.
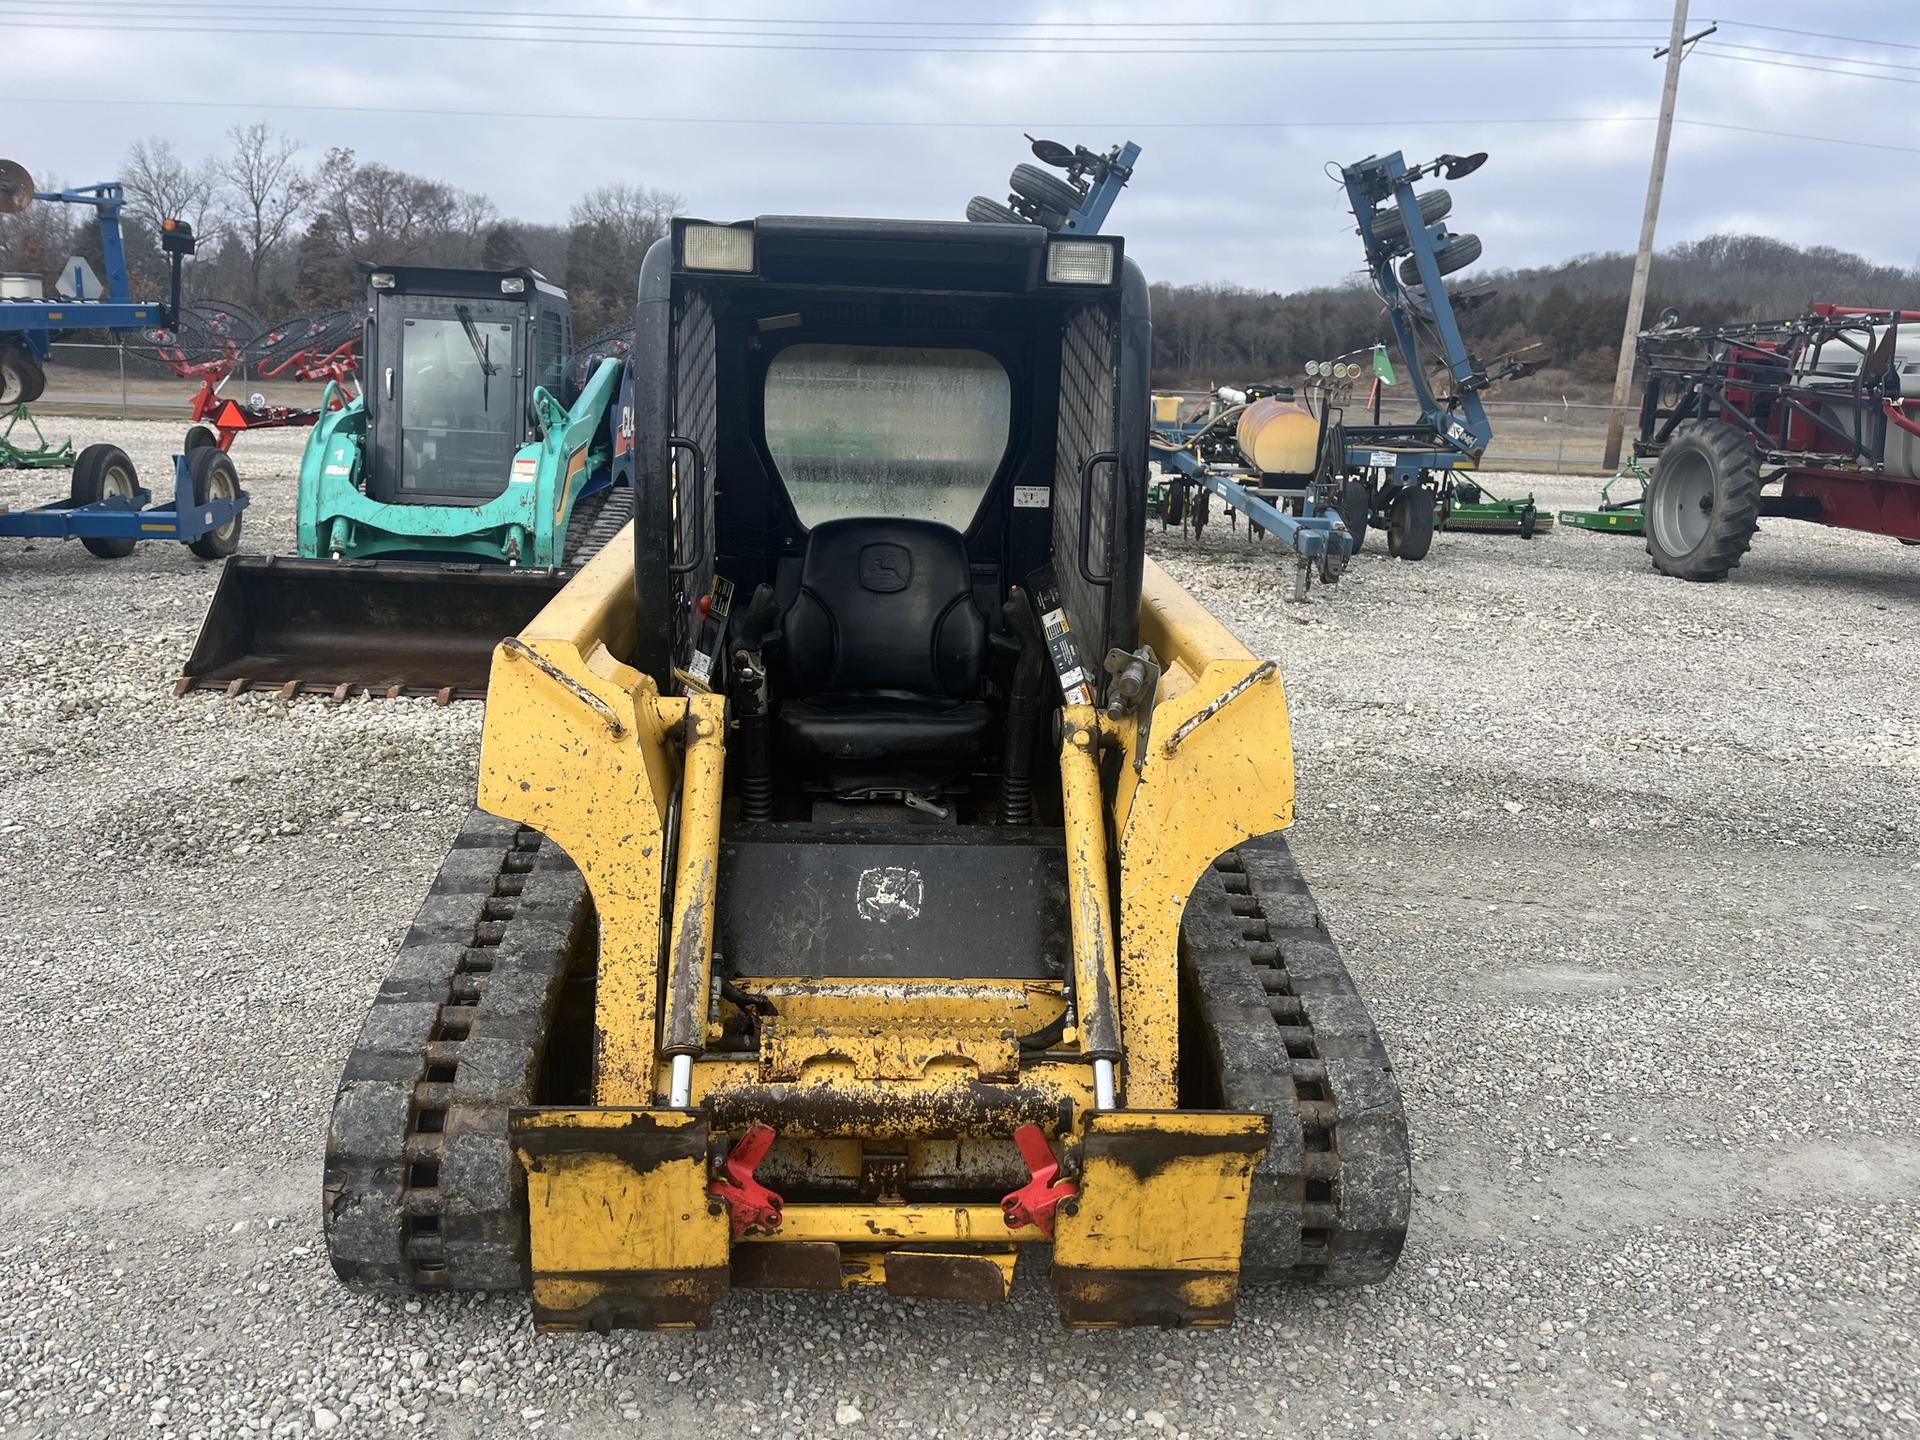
[[1370, 188, 1451, 250], [184, 423, 220, 454], [1644, 420, 1762, 581], [1398, 233, 1482, 286], [0, 347, 30, 405], [11, 352, 46, 404], [72, 443, 140, 559], [187, 446, 244, 559], [1337, 477, 1371, 552], [1386, 486, 1435, 561], [1008, 162, 1082, 220], [966, 196, 1029, 226]]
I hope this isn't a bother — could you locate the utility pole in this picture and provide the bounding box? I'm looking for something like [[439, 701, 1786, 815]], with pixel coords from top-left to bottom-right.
[[1601, 1, 1716, 469]]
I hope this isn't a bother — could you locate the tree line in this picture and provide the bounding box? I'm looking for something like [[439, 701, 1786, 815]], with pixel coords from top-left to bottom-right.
[[6, 130, 1916, 391], [0, 124, 682, 339], [1150, 234, 1920, 399]]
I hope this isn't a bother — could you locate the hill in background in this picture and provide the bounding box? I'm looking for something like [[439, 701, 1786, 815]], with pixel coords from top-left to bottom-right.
[[1150, 234, 1920, 398]]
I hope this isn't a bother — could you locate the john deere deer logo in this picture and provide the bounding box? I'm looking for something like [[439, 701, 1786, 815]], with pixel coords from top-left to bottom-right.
[[858, 542, 912, 593]]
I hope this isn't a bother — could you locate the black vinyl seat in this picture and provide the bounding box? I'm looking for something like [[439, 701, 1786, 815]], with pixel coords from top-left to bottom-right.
[[775, 517, 993, 794]]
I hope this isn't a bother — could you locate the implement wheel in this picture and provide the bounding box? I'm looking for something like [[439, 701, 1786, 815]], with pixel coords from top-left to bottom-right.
[[187, 447, 244, 559], [73, 443, 140, 559], [1370, 187, 1451, 251], [1398, 233, 1482, 286], [1386, 486, 1434, 561], [1644, 420, 1761, 581], [0, 347, 32, 405], [184, 423, 220, 454], [1337, 477, 1371, 553], [11, 352, 46, 405], [1008, 162, 1081, 220], [966, 196, 1028, 226]]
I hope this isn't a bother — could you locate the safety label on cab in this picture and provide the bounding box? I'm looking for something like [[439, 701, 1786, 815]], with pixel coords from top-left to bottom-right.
[[1013, 485, 1051, 509], [510, 457, 538, 484]]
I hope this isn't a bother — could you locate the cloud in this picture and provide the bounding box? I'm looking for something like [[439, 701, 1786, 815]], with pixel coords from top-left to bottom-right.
[[3, 0, 1915, 291]]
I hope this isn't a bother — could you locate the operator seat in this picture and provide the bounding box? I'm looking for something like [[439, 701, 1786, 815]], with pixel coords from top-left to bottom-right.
[[774, 518, 993, 796]]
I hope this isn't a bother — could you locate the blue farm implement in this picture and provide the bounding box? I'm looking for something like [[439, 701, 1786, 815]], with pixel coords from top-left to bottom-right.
[[0, 443, 245, 561], [0, 159, 248, 561], [1147, 147, 1547, 599], [966, 136, 1139, 235], [0, 158, 197, 405], [175, 264, 633, 702]]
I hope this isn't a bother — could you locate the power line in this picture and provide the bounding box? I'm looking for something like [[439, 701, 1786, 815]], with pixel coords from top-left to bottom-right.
[[1720, 20, 1920, 54], [1703, 39, 1920, 77], [1681, 117, 1920, 156], [0, 93, 1662, 131], [0, 10, 1665, 55], [1694, 46, 1920, 86], [0, 0, 1674, 28], [8, 89, 1918, 156], [0, 16, 1666, 57]]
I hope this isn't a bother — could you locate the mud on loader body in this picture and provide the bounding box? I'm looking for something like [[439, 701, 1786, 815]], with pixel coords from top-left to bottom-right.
[[325, 216, 1411, 1329]]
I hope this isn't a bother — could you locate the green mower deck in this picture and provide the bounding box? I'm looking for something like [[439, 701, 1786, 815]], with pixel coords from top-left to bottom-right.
[[1440, 486, 1552, 537], [0, 406, 75, 470]]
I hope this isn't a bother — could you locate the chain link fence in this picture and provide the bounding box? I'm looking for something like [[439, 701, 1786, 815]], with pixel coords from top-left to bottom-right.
[[25, 341, 339, 419], [1361, 395, 1635, 476]]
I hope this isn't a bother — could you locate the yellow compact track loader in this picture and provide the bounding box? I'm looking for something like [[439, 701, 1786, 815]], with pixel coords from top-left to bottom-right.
[[325, 215, 1411, 1330]]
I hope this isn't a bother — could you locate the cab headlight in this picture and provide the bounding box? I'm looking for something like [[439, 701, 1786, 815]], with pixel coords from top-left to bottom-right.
[[1045, 239, 1116, 286], [683, 224, 755, 273]]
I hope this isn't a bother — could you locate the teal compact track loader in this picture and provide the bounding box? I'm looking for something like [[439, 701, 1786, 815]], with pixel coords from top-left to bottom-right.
[[178, 265, 634, 701]]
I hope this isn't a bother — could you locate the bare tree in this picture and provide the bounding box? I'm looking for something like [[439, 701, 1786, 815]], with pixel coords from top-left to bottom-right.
[[121, 138, 215, 235], [217, 122, 311, 308], [566, 182, 684, 331], [569, 182, 682, 257], [315, 148, 484, 264]]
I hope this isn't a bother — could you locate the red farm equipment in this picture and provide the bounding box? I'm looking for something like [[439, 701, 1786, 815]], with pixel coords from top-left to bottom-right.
[[140, 303, 359, 456], [1610, 306, 1920, 580]]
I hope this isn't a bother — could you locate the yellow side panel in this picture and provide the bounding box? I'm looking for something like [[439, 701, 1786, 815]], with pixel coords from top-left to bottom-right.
[[1115, 560, 1294, 1106], [513, 1108, 730, 1330], [1052, 1110, 1269, 1328], [477, 529, 684, 1105]]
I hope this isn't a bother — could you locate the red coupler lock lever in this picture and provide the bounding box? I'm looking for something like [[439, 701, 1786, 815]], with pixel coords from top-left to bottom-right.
[[1001, 1124, 1078, 1238], [708, 1122, 783, 1237]]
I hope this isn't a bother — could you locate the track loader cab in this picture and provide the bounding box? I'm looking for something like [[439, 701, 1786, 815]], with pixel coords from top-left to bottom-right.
[[629, 217, 1151, 819], [325, 214, 1411, 1332], [360, 265, 570, 510]]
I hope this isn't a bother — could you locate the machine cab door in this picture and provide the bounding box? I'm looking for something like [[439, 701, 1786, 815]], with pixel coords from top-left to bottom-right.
[[367, 291, 527, 506]]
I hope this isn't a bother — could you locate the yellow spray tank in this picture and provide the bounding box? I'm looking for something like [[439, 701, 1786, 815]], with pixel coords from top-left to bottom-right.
[[1235, 395, 1322, 478]]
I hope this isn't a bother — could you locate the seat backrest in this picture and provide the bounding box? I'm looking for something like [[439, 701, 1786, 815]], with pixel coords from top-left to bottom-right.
[[780, 518, 986, 697]]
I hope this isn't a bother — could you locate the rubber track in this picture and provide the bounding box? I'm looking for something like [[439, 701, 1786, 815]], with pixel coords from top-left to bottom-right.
[[1179, 836, 1412, 1286], [323, 811, 592, 1292], [563, 485, 635, 569]]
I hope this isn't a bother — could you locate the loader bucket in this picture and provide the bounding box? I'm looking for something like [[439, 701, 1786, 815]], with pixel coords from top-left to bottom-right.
[[174, 555, 571, 702]]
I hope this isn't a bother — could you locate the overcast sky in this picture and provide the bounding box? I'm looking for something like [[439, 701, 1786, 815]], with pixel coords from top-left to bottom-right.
[[5, 1, 1917, 291]]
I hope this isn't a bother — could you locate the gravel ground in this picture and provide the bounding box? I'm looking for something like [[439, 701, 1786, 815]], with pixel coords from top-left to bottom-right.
[[2, 423, 1916, 1439]]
